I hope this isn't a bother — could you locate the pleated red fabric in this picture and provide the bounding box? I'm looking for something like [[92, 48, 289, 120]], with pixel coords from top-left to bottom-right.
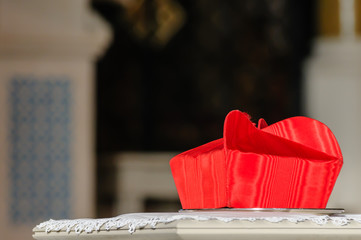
[[170, 110, 343, 209]]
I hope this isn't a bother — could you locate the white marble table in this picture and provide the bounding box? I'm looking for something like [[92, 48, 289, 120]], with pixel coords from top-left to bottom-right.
[[33, 211, 361, 240]]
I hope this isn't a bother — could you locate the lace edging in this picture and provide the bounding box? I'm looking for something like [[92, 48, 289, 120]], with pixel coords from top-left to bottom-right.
[[35, 213, 361, 234]]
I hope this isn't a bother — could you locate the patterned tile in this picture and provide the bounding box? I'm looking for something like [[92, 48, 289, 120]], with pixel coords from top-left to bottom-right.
[[9, 77, 71, 223]]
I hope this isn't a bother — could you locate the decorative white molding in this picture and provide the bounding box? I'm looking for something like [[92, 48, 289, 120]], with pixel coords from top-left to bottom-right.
[[0, 1, 112, 240], [0, 0, 112, 59]]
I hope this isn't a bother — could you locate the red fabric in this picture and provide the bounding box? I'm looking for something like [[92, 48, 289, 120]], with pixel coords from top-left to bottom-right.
[[170, 110, 343, 209]]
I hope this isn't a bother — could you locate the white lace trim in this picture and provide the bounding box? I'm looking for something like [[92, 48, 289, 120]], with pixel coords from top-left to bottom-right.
[[35, 212, 361, 234]]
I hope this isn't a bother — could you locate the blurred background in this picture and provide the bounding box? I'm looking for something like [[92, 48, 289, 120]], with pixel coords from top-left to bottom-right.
[[1, 0, 361, 239], [94, 0, 313, 216], [94, 0, 309, 152]]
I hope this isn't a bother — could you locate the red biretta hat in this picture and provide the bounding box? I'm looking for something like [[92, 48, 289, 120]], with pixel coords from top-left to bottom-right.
[[170, 110, 343, 209]]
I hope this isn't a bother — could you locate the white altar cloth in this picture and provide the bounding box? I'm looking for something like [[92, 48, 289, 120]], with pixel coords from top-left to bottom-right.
[[33, 211, 361, 240]]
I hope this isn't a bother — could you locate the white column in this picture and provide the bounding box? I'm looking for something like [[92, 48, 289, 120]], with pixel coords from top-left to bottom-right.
[[0, 1, 112, 240], [304, 0, 361, 212], [340, 0, 356, 39]]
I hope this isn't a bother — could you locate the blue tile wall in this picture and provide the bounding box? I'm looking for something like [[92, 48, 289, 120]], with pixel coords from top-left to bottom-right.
[[9, 77, 71, 223]]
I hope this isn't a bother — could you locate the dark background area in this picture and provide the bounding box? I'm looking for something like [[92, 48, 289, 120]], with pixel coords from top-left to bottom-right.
[[92, 0, 315, 153], [91, 0, 315, 217]]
